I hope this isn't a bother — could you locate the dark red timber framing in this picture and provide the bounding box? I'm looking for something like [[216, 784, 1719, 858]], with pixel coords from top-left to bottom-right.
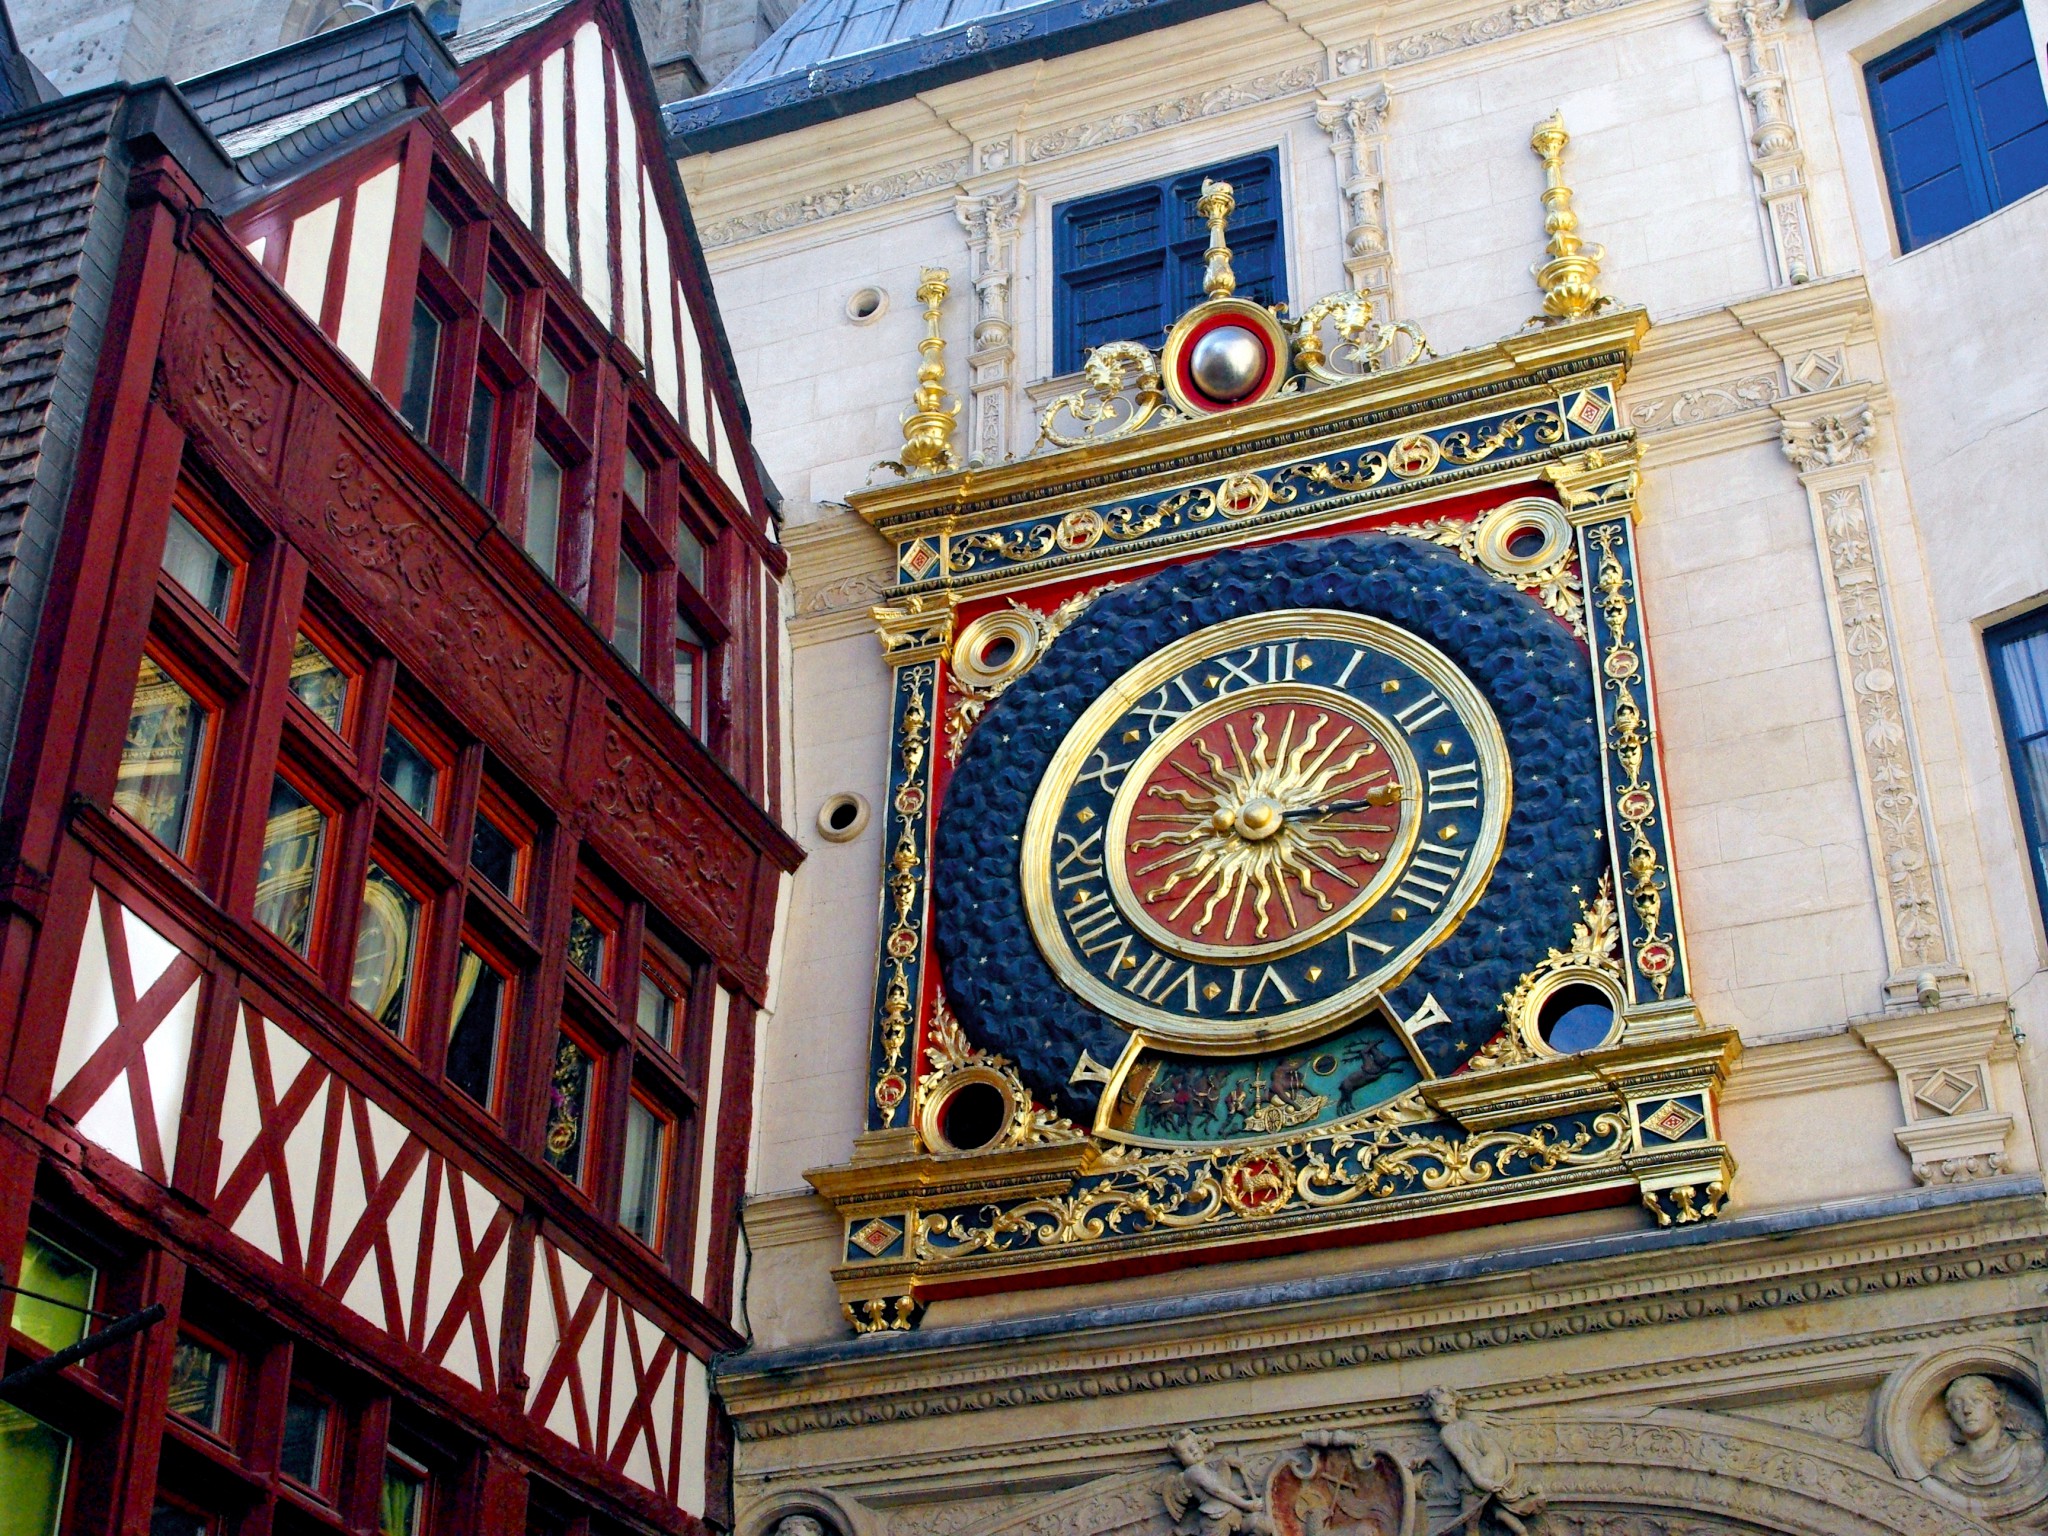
[[0, 3, 800, 1533]]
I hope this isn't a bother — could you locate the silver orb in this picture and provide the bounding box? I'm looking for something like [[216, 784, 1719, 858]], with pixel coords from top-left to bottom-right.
[[1187, 325, 1266, 402]]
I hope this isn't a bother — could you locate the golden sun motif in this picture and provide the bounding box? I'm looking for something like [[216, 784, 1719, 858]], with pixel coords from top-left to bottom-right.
[[1127, 707, 1404, 944]]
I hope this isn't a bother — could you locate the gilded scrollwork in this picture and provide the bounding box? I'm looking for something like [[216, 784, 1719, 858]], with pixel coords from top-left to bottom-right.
[[1377, 513, 1586, 637], [1288, 290, 1433, 383], [915, 996, 1086, 1150], [871, 663, 937, 1125], [944, 586, 1115, 761], [1471, 875, 1622, 1071], [1038, 340, 1184, 449]]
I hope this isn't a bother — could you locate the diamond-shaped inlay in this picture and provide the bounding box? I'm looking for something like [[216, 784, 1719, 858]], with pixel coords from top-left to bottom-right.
[[1912, 1067, 1982, 1118], [1566, 389, 1612, 431], [900, 539, 939, 579], [850, 1217, 902, 1257], [1642, 1098, 1705, 1141], [1790, 349, 1845, 394]]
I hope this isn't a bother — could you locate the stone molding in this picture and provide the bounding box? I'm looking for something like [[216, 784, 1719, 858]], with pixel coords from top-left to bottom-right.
[[719, 1184, 2048, 1441], [955, 185, 1026, 463], [1707, 0, 1821, 286], [1383, 0, 1656, 66], [1853, 1001, 2017, 1185], [744, 1187, 844, 1248], [787, 512, 898, 646], [1022, 64, 1319, 163], [698, 156, 973, 249], [1718, 1023, 1893, 1102]]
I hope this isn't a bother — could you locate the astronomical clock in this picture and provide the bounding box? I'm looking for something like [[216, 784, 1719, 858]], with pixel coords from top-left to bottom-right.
[[816, 179, 1738, 1333]]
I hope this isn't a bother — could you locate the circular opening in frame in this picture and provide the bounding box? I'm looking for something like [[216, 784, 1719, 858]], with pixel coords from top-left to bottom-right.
[[846, 287, 887, 324], [1537, 984, 1618, 1054], [1505, 523, 1547, 559], [816, 793, 870, 843], [936, 1080, 1008, 1151], [978, 633, 1019, 670]]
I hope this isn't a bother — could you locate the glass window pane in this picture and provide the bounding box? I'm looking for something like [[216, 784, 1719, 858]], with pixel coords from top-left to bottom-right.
[[673, 641, 698, 732], [150, 1505, 210, 1536], [161, 509, 234, 621], [278, 1389, 329, 1490], [381, 1460, 427, 1536], [381, 727, 439, 822], [399, 300, 442, 437], [637, 972, 673, 1049], [255, 777, 326, 955], [619, 1097, 668, 1245], [167, 1336, 229, 1432], [481, 273, 509, 335], [676, 525, 706, 590], [622, 449, 648, 510], [544, 1031, 595, 1183], [470, 812, 522, 900], [447, 947, 507, 1108], [464, 381, 497, 502], [14, 1231, 94, 1352], [614, 555, 643, 668], [0, 1404, 70, 1536], [526, 443, 562, 578], [537, 344, 571, 411], [566, 909, 605, 982], [289, 632, 350, 735], [421, 203, 454, 265], [351, 863, 422, 1035], [116, 656, 208, 857]]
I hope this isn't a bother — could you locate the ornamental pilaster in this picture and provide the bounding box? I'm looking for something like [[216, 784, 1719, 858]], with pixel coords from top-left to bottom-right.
[[1707, 0, 1821, 286], [1852, 1001, 2016, 1183], [1314, 84, 1396, 312], [1772, 389, 1969, 1008], [955, 184, 1026, 464]]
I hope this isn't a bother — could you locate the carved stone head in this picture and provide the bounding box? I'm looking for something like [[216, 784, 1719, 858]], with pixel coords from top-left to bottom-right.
[[773, 1515, 828, 1536]]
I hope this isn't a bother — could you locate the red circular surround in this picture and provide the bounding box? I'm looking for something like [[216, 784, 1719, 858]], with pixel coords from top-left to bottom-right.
[[1174, 309, 1278, 412]]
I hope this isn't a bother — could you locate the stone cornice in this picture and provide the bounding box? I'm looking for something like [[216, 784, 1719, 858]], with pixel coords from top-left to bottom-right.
[[786, 511, 897, 647], [717, 1178, 2048, 1439], [1719, 1023, 1893, 1101]]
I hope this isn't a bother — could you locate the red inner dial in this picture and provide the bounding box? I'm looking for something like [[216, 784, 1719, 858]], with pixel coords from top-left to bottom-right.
[[1119, 700, 1405, 951]]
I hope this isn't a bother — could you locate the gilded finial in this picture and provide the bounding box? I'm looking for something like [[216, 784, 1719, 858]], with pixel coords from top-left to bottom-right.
[[1196, 179, 1237, 300], [897, 267, 960, 474], [1528, 110, 1610, 322]]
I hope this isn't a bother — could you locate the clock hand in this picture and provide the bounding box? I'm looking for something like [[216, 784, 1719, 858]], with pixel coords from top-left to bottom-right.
[[1284, 785, 1405, 819]]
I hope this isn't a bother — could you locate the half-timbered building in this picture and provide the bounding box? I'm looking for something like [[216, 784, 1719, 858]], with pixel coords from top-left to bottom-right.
[[0, 2, 799, 1532]]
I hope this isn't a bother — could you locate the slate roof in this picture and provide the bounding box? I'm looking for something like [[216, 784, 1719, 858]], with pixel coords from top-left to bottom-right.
[[180, 5, 460, 140], [666, 0, 1260, 153], [446, 0, 577, 63]]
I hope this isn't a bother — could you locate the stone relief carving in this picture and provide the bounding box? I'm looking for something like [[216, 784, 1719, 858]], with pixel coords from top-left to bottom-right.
[[1026, 66, 1319, 161], [1924, 1375, 2046, 1503], [1706, 0, 1819, 286], [1385, 0, 1645, 67], [1165, 1431, 1273, 1536], [1876, 1350, 2048, 1520], [1721, 1386, 1873, 1445], [1624, 371, 1782, 433], [957, 186, 1026, 463], [1428, 1388, 1546, 1535], [775, 1519, 830, 1536], [1314, 86, 1396, 313], [698, 158, 973, 249]]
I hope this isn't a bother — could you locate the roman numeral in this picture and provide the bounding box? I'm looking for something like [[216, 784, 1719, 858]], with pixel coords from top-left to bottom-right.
[[1391, 845, 1467, 913], [1128, 677, 1203, 737], [1264, 642, 1299, 682], [1425, 762, 1482, 812], [1400, 992, 1452, 1036], [1055, 828, 1105, 887], [1068, 889, 1123, 947], [1121, 956, 1201, 1010], [1075, 746, 1132, 793], [1347, 931, 1394, 977], [1212, 648, 1263, 693], [1393, 691, 1452, 734], [1228, 965, 1299, 1012], [1337, 647, 1367, 689]]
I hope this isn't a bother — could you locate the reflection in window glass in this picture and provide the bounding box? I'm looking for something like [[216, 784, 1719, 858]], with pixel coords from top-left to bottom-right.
[[421, 203, 454, 265], [637, 972, 673, 1050], [161, 508, 235, 621], [526, 443, 562, 578], [481, 272, 509, 334], [381, 728, 439, 822], [622, 448, 648, 510], [351, 864, 421, 1035], [289, 632, 350, 735], [14, 1230, 94, 1352], [115, 656, 209, 856], [619, 1096, 669, 1246], [0, 1404, 71, 1536], [675, 524, 706, 591], [673, 624, 704, 734], [168, 1336, 230, 1432], [446, 946, 507, 1109], [566, 909, 605, 982], [399, 299, 442, 437], [464, 380, 497, 502], [254, 777, 325, 955], [544, 1031, 596, 1184], [614, 554, 643, 669], [537, 344, 571, 411], [381, 1457, 428, 1536], [279, 1388, 330, 1491], [150, 1504, 210, 1536], [470, 812, 521, 900]]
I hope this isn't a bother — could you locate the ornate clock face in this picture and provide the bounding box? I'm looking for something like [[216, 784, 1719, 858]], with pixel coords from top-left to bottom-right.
[[1022, 609, 1509, 1052]]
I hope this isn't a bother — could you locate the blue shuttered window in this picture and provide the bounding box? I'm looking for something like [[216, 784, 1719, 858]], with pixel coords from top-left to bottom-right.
[[1867, 0, 2048, 250], [1053, 151, 1286, 375], [1989, 609, 2048, 921]]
